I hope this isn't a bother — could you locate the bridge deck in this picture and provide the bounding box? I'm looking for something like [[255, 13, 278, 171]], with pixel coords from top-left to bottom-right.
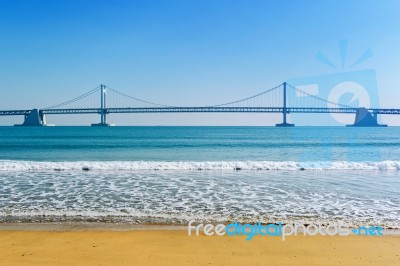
[[0, 110, 30, 116], [1, 107, 400, 116]]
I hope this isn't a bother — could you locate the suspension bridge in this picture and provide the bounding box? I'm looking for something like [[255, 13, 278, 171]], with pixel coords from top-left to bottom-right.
[[1, 82, 399, 126]]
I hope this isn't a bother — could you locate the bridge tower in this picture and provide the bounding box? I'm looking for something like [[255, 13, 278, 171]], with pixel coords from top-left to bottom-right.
[[276, 82, 295, 127], [91, 84, 114, 126]]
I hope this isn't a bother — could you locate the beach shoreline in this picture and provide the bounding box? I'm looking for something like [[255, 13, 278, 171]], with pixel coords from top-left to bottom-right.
[[0, 222, 400, 235], [1, 127, 399, 265], [0, 222, 187, 231]]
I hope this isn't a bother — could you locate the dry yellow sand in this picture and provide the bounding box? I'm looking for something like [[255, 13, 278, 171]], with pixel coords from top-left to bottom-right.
[[0, 230, 399, 265]]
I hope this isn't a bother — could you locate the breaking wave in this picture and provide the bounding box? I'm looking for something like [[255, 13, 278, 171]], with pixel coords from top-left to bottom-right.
[[1, 160, 400, 171]]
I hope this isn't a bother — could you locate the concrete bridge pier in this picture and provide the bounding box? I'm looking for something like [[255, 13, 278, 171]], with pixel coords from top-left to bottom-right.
[[275, 110, 295, 127], [14, 109, 48, 126], [91, 110, 114, 126], [346, 107, 387, 127]]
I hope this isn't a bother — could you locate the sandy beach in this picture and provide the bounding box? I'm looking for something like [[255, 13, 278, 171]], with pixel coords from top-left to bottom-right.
[[0, 225, 399, 266]]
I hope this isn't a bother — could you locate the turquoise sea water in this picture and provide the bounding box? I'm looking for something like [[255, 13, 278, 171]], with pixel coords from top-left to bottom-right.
[[1, 126, 400, 162], [0, 126, 399, 227]]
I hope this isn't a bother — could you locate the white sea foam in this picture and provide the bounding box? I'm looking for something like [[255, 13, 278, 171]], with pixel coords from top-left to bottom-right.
[[0, 160, 400, 171], [0, 169, 399, 227]]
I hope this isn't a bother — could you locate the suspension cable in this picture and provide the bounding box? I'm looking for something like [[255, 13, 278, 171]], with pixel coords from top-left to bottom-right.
[[105, 86, 175, 107], [208, 83, 283, 107], [43, 86, 101, 109], [286, 83, 352, 108]]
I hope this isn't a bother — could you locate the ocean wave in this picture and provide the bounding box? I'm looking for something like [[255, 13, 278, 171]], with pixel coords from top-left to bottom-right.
[[0, 160, 400, 171]]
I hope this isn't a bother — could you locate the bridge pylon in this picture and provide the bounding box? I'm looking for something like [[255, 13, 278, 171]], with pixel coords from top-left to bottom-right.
[[276, 82, 295, 127], [91, 84, 114, 126]]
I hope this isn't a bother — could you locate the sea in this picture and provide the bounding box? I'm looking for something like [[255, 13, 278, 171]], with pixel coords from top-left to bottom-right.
[[0, 126, 399, 228]]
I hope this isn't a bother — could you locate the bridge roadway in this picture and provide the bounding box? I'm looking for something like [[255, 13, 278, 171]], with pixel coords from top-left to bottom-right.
[[1, 107, 400, 116]]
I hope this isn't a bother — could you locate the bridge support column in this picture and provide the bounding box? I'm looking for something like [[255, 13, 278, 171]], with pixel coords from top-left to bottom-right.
[[346, 107, 387, 127], [91, 84, 114, 126], [14, 109, 48, 126], [276, 82, 294, 127]]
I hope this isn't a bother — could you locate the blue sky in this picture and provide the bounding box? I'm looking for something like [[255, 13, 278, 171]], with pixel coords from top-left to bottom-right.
[[1, 0, 400, 125]]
